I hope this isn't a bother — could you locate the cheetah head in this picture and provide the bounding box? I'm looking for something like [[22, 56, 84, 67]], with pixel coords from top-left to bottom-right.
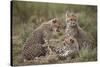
[[50, 18, 60, 32], [63, 35, 75, 46], [66, 11, 78, 28]]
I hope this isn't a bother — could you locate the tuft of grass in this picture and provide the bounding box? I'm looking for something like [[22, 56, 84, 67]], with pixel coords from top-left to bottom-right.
[[78, 48, 97, 62]]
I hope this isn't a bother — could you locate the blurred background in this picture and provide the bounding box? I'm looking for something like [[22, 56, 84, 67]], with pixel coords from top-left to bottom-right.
[[12, 1, 97, 65]]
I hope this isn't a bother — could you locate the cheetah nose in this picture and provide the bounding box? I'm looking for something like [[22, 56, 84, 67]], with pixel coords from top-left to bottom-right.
[[73, 22, 75, 25], [56, 29, 60, 32]]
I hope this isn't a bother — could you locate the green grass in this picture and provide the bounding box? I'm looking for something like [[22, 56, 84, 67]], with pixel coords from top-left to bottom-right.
[[78, 48, 97, 61]]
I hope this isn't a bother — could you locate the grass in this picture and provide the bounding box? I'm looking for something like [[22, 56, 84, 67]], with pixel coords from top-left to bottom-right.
[[78, 48, 97, 61]]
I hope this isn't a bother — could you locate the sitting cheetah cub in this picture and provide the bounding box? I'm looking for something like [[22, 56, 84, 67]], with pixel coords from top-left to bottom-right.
[[65, 11, 92, 50], [22, 18, 60, 61]]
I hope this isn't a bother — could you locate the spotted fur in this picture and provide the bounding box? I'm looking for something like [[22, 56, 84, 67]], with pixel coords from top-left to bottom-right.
[[22, 18, 60, 61], [49, 35, 79, 58], [65, 11, 92, 50]]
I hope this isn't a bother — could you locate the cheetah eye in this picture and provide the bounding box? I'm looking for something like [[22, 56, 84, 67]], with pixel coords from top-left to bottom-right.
[[70, 19, 73, 21], [70, 39, 74, 43]]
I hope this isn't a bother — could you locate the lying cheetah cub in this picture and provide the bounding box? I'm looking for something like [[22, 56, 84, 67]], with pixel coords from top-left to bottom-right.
[[49, 35, 79, 58], [62, 35, 79, 57]]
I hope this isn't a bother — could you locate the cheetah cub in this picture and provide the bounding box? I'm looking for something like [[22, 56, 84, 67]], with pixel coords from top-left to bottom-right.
[[49, 35, 79, 58], [65, 11, 92, 50], [22, 18, 60, 62]]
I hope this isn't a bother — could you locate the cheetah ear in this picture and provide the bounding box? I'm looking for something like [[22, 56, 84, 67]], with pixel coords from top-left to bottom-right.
[[52, 18, 57, 23], [66, 11, 70, 17], [66, 11, 68, 17], [72, 12, 80, 18]]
